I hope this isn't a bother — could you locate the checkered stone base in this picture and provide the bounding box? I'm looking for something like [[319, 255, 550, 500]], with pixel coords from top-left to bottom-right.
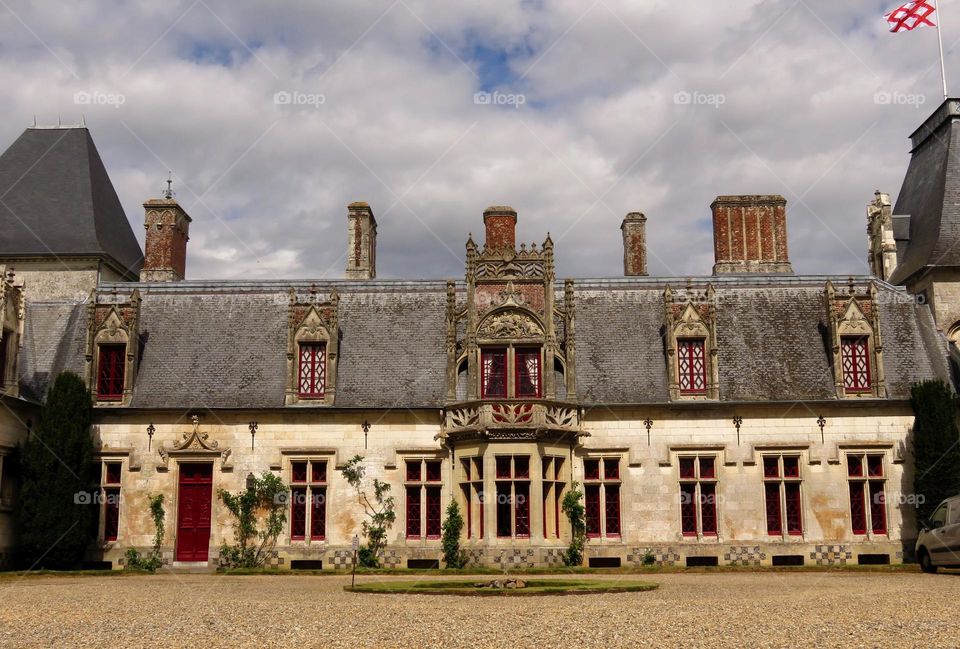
[[464, 549, 485, 567], [330, 549, 354, 569], [629, 547, 680, 566], [724, 546, 766, 567], [810, 544, 852, 566], [626, 547, 659, 567], [263, 551, 284, 568], [496, 549, 535, 570], [381, 549, 402, 569], [542, 548, 566, 567]]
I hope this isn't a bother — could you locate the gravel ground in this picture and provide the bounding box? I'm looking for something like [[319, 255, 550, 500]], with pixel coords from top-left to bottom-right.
[[0, 571, 955, 648]]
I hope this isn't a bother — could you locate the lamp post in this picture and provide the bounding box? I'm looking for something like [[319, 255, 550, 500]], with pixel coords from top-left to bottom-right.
[[146, 423, 155, 452], [361, 420, 371, 450]]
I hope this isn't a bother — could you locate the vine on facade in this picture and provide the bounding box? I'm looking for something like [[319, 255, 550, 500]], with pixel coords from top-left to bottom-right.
[[125, 494, 165, 573], [341, 455, 396, 568], [561, 482, 586, 567], [217, 472, 288, 568]]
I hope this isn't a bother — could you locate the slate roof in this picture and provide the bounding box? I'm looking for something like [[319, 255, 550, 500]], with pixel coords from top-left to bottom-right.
[[0, 127, 143, 276], [890, 99, 960, 284], [15, 276, 950, 407]]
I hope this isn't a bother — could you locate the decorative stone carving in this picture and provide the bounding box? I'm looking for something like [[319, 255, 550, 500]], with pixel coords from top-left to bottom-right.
[[157, 416, 232, 471], [823, 280, 886, 398], [285, 286, 340, 405], [664, 283, 719, 401], [86, 288, 142, 406], [477, 312, 543, 340], [491, 403, 534, 424]]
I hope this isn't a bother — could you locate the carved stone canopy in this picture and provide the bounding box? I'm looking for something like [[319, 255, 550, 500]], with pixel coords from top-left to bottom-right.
[[157, 415, 232, 471], [477, 311, 543, 339]]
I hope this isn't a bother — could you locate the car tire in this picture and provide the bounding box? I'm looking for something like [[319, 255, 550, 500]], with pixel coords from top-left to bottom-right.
[[919, 549, 938, 574]]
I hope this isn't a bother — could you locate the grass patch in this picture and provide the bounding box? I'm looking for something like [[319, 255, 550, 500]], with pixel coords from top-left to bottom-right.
[[344, 578, 659, 596]]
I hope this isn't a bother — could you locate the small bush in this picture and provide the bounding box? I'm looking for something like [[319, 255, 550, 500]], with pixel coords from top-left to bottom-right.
[[441, 501, 468, 569], [561, 482, 586, 567]]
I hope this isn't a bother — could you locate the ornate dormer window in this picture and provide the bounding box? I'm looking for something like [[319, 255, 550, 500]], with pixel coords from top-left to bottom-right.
[[664, 284, 719, 400], [86, 289, 141, 406], [286, 286, 339, 405], [477, 307, 545, 400], [0, 268, 24, 397], [824, 281, 886, 398]]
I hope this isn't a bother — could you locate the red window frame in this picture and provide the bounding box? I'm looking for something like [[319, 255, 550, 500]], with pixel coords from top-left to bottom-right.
[[291, 487, 307, 540], [291, 460, 327, 541], [494, 455, 530, 538], [678, 455, 717, 537], [585, 484, 601, 537], [481, 348, 507, 399], [677, 339, 707, 394], [763, 455, 803, 536], [406, 485, 422, 538], [297, 342, 326, 398], [514, 348, 542, 398], [584, 457, 621, 538], [426, 487, 442, 538], [103, 462, 122, 542], [847, 454, 886, 535], [841, 337, 871, 393], [96, 344, 126, 400]]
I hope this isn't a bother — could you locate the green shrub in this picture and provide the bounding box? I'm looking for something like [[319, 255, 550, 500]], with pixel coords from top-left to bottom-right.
[[16, 372, 96, 569], [441, 501, 468, 569], [561, 482, 586, 567], [341, 455, 396, 568], [911, 380, 960, 524], [124, 494, 166, 573], [217, 472, 288, 568]]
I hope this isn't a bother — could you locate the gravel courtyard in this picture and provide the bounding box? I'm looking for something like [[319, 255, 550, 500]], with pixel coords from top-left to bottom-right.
[[0, 571, 955, 648]]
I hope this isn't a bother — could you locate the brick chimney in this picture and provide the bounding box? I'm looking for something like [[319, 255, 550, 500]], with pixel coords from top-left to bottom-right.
[[483, 206, 517, 251], [346, 201, 377, 280], [711, 195, 792, 275], [621, 212, 648, 276], [141, 195, 191, 282]]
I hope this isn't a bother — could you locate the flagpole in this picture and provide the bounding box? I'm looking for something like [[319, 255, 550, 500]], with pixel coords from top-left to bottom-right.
[[936, 0, 949, 98]]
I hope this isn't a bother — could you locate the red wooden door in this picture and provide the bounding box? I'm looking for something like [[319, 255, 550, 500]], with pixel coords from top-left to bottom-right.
[[176, 463, 213, 561]]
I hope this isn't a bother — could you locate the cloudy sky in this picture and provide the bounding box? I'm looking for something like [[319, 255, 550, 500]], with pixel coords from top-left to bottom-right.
[[1, 0, 953, 280]]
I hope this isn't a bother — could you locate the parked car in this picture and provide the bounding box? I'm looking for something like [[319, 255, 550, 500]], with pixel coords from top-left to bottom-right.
[[916, 495, 960, 573]]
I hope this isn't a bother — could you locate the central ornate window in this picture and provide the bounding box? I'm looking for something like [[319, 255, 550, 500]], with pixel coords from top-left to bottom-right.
[[298, 342, 327, 398], [481, 347, 541, 399], [495, 455, 530, 538]]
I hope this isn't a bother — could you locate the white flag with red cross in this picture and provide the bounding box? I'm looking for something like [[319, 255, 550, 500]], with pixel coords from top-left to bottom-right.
[[885, 1, 938, 32]]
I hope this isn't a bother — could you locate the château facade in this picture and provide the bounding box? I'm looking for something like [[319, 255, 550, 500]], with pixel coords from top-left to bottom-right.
[[0, 101, 958, 571]]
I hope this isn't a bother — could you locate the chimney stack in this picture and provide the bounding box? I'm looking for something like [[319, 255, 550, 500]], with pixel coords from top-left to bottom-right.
[[141, 195, 191, 282], [711, 195, 792, 275], [621, 212, 648, 276], [346, 201, 377, 280], [483, 206, 518, 251]]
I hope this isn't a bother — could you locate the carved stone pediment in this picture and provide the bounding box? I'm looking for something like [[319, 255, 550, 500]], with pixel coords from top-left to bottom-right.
[[157, 416, 232, 471], [441, 400, 585, 443], [477, 311, 543, 340]]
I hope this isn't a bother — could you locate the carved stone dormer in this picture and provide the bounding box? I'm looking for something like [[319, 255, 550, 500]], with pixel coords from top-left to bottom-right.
[[664, 283, 719, 400], [824, 280, 886, 399], [285, 285, 340, 406], [157, 415, 232, 472], [454, 206, 577, 402], [0, 267, 25, 397], [86, 288, 141, 406]]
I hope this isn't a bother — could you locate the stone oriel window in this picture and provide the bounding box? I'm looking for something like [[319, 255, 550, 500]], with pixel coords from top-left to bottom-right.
[[481, 348, 507, 398], [847, 454, 887, 535], [286, 289, 339, 406], [583, 457, 621, 538], [541, 456, 566, 539], [405, 459, 442, 539], [763, 455, 802, 536], [480, 346, 542, 399], [679, 456, 718, 538], [459, 457, 484, 539], [290, 460, 327, 541], [495, 455, 530, 538]]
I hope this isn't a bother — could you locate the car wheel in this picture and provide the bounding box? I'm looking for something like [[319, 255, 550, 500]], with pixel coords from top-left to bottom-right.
[[919, 549, 938, 574]]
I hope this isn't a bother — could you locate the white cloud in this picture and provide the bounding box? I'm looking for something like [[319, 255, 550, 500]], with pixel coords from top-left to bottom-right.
[[0, 0, 948, 279]]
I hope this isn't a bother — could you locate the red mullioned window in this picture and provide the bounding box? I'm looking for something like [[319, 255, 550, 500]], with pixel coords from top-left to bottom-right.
[[848, 454, 886, 535], [841, 337, 871, 393], [290, 460, 326, 541], [763, 455, 803, 536], [678, 456, 718, 537], [97, 344, 126, 400], [677, 339, 707, 394], [515, 348, 541, 398], [494, 455, 530, 538], [426, 487, 442, 538], [298, 342, 326, 397], [103, 462, 122, 541], [481, 348, 507, 398], [584, 457, 621, 538], [406, 486, 421, 538], [406, 459, 442, 539]]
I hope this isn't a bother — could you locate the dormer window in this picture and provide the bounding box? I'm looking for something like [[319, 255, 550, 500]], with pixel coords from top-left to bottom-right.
[[841, 337, 871, 393], [481, 346, 541, 399], [96, 344, 126, 401], [677, 339, 707, 395], [298, 342, 327, 398]]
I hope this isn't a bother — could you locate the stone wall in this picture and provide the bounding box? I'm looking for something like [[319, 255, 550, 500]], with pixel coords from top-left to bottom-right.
[[92, 401, 916, 569]]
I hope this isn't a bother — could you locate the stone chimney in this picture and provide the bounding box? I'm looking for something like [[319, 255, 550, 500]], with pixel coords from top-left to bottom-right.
[[483, 206, 518, 251], [621, 212, 648, 276], [346, 201, 377, 280], [141, 195, 191, 282], [867, 191, 898, 281], [711, 195, 792, 275]]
